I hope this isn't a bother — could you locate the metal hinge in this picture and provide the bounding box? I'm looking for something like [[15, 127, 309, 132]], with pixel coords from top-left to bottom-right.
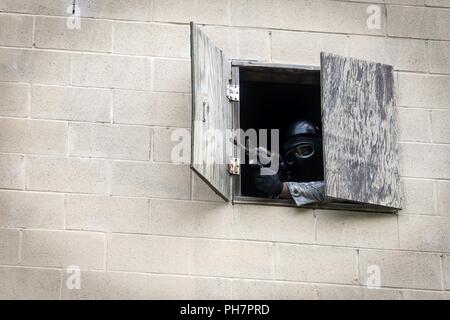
[[226, 84, 239, 102], [228, 158, 240, 175]]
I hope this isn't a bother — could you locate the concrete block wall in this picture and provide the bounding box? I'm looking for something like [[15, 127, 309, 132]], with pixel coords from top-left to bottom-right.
[[0, 0, 449, 300]]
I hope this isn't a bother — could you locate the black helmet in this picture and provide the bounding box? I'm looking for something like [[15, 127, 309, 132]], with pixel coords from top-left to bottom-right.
[[281, 119, 323, 182], [282, 119, 321, 154]]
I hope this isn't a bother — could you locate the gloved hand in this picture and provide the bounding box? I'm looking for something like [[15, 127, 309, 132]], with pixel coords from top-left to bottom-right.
[[255, 169, 283, 196]]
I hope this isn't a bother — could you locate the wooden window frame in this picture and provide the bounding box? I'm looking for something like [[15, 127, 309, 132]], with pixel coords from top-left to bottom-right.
[[230, 60, 397, 214], [190, 22, 401, 213]]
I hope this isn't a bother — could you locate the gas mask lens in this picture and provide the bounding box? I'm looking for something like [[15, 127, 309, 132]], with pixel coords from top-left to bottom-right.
[[297, 144, 314, 157], [286, 143, 315, 165]]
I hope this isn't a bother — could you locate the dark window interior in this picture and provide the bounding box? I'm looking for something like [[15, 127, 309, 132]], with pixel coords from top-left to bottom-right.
[[238, 67, 323, 198]]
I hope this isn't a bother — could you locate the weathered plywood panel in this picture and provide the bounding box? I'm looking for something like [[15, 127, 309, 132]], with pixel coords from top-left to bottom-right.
[[321, 52, 402, 210], [190, 23, 232, 201]]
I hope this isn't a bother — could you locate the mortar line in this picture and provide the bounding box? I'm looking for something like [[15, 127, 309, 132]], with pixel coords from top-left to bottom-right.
[[63, 194, 67, 230], [433, 181, 439, 215], [58, 267, 64, 300], [31, 16, 36, 47], [439, 253, 445, 291], [0, 262, 446, 294], [1, 43, 448, 77], [0, 4, 449, 39], [1, 183, 450, 203], [18, 229, 23, 264]]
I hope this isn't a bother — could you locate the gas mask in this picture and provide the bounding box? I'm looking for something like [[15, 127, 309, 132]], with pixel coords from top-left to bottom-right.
[[281, 120, 323, 182], [285, 141, 316, 166]]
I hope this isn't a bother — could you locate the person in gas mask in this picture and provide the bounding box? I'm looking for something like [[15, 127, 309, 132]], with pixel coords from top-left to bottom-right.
[[254, 119, 325, 206]]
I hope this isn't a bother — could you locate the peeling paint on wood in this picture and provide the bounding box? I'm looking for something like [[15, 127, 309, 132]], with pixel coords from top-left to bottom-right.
[[321, 52, 402, 210], [190, 23, 232, 201]]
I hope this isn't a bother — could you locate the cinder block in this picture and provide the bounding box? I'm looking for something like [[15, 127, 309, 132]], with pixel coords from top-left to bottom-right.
[[400, 290, 444, 300], [153, 0, 230, 25], [78, 0, 152, 21], [349, 36, 426, 72], [0, 49, 71, 85], [0, 154, 25, 190], [271, 31, 347, 66], [109, 234, 274, 279], [316, 210, 399, 249], [232, 280, 321, 300], [108, 234, 193, 274], [444, 254, 450, 289], [359, 250, 442, 290], [398, 214, 450, 252], [0, 190, 64, 229], [315, 284, 401, 300], [148, 274, 232, 300], [429, 41, 450, 74], [69, 123, 150, 161], [66, 195, 149, 233], [349, 0, 384, 3], [431, 110, 450, 144], [276, 244, 358, 284], [62, 271, 148, 300], [21, 230, 105, 269], [192, 173, 224, 202], [0, 0, 72, 15], [153, 127, 190, 163], [190, 238, 274, 279], [149, 199, 232, 238], [203, 26, 271, 61], [0, 14, 33, 47], [231, 0, 385, 35], [0, 82, 29, 117], [31, 85, 111, 122], [111, 162, 190, 199], [0, 118, 67, 155], [114, 22, 189, 58], [231, 0, 298, 29], [27, 156, 110, 194], [385, 0, 423, 4], [35, 17, 112, 52], [397, 73, 450, 109], [0, 229, 20, 264], [153, 59, 191, 93], [400, 143, 450, 179], [0, 266, 61, 300], [426, 0, 450, 7], [113, 90, 191, 127], [232, 204, 315, 243], [272, 282, 318, 300], [71, 53, 152, 90], [437, 181, 450, 216], [401, 178, 436, 215], [387, 6, 450, 41], [398, 108, 432, 142], [231, 279, 274, 300]]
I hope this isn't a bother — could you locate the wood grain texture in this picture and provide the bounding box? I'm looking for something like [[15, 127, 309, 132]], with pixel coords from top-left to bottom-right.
[[190, 23, 232, 201], [321, 52, 402, 210]]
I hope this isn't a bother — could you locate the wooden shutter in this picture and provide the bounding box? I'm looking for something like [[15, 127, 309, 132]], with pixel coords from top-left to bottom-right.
[[190, 23, 233, 201], [321, 52, 402, 210]]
